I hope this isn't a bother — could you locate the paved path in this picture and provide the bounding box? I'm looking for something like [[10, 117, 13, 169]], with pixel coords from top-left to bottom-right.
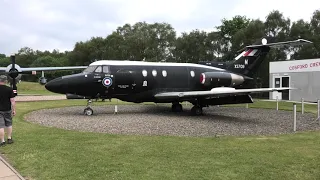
[[15, 95, 66, 102], [0, 155, 24, 180]]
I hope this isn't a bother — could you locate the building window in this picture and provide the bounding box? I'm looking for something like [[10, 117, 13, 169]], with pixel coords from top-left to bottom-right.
[[162, 70, 167, 77], [142, 70, 147, 77], [152, 70, 157, 77], [190, 70, 195, 77]]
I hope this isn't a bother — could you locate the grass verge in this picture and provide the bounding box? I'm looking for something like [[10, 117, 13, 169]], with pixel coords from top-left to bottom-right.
[[0, 100, 320, 180], [16, 81, 56, 95]]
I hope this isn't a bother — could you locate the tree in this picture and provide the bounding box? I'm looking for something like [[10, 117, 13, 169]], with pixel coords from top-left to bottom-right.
[[114, 22, 176, 61], [105, 32, 127, 59], [216, 15, 251, 60], [216, 15, 251, 40], [0, 57, 10, 67], [15, 47, 37, 67], [30, 56, 62, 67], [289, 19, 316, 59], [309, 10, 320, 57], [232, 19, 266, 50], [174, 30, 213, 63]]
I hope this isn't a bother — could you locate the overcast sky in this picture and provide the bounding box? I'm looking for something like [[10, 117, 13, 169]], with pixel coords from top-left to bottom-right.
[[0, 0, 319, 55]]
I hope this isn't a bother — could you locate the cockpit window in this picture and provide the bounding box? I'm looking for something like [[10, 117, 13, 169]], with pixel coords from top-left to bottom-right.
[[83, 65, 109, 73], [103, 66, 110, 73], [83, 66, 97, 73], [95, 66, 102, 73]]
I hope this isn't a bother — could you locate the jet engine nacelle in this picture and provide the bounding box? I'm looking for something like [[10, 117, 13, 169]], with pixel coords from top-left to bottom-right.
[[200, 72, 244, 88], [39, 77, 47, 85]]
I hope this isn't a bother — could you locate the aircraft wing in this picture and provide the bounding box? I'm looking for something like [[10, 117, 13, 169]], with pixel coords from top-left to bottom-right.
[[154, 87, 294, 99], [20, 66, 87, 72], [0, 67, 6, 71]]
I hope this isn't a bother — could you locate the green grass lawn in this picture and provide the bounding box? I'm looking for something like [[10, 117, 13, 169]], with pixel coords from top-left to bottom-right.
[[16, 81, 56, 95], [0, 99, 320, 180]]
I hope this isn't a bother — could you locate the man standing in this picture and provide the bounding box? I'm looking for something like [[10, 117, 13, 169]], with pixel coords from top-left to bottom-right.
[[0, 75, 15, 147]]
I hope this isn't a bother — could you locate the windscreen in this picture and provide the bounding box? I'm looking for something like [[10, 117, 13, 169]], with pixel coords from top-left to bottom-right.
[[83, 65, 98, 73]]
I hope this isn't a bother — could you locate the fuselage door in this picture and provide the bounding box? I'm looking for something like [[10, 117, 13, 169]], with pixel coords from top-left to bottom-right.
[[114, 69, 135, 95]]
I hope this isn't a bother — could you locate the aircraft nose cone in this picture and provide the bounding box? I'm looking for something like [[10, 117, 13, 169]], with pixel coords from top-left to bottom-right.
[[45, 77, 65, 94]]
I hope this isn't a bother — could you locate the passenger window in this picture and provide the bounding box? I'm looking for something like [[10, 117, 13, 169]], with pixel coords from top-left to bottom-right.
[[142, 70, 147, 77], [103, 66, 110, 73], [152, 70, 157, 77], [162, 70, 167, 77], [95, 66, 102, 73], [190, 71, 195, 77]]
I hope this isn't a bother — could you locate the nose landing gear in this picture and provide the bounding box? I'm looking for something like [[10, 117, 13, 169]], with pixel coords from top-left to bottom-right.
[[84, 99, 94, 116]]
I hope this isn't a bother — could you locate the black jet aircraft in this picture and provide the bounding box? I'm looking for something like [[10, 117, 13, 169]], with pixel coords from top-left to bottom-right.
[[45, 38, 312, 115], [0, 55, 87, 96]]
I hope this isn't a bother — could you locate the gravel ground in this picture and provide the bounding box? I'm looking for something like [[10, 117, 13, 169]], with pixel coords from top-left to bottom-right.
[[24, 104, 320, 137]]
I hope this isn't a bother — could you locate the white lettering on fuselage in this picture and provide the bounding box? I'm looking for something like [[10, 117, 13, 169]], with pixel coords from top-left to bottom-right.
[[234, 64, 245, 69], [118, 85, 129, 89], [143, 81, 148, 86]]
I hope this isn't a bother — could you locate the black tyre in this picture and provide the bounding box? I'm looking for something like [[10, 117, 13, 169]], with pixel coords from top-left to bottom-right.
[[84, 107, 93, 116]]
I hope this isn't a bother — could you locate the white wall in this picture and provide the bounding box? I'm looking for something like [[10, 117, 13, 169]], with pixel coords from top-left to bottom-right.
[[270, 58, 320, 73]]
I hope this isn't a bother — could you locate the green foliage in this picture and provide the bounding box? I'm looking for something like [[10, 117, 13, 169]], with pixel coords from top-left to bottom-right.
[[30, 56, 62, 67], [0, 53, 6, 58], [217, 15, 251, 40], [0, 57, 10, 67], [174, 30, 213, 63]]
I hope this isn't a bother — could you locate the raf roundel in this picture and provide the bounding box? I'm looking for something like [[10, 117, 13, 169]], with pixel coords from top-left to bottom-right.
[[102, 77, 113, 87]]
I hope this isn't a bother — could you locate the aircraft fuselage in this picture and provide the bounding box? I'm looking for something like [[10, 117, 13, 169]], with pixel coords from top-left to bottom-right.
[[45, 61, 246, 103]]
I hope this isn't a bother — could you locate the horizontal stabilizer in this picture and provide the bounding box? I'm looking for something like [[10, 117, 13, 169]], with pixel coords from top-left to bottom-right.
[[246, 39, 312, 49]]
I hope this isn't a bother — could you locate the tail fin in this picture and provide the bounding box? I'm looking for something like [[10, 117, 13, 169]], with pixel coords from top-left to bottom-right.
[[226, 38, 312, 77]]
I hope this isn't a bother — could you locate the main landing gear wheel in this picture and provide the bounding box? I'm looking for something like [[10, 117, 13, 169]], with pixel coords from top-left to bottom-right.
[[84, 107, 93, 116], [171, 103, 183, 112], [191, 105, 203, 116]]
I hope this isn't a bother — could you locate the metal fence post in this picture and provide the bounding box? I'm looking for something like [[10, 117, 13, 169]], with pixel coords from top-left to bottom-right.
[[114, 105, 118, 114], [317, 99, 320, 124], [293, 103, 297, 132], [114, 99, 118, 114], [301, 98, 304, 114]]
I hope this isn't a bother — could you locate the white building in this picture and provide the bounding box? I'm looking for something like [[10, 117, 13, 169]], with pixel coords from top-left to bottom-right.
[[269, 58, 320, 102]]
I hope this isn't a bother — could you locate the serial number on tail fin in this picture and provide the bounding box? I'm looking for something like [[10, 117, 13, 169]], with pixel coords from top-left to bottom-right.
[[234, 64, 245, 69]]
